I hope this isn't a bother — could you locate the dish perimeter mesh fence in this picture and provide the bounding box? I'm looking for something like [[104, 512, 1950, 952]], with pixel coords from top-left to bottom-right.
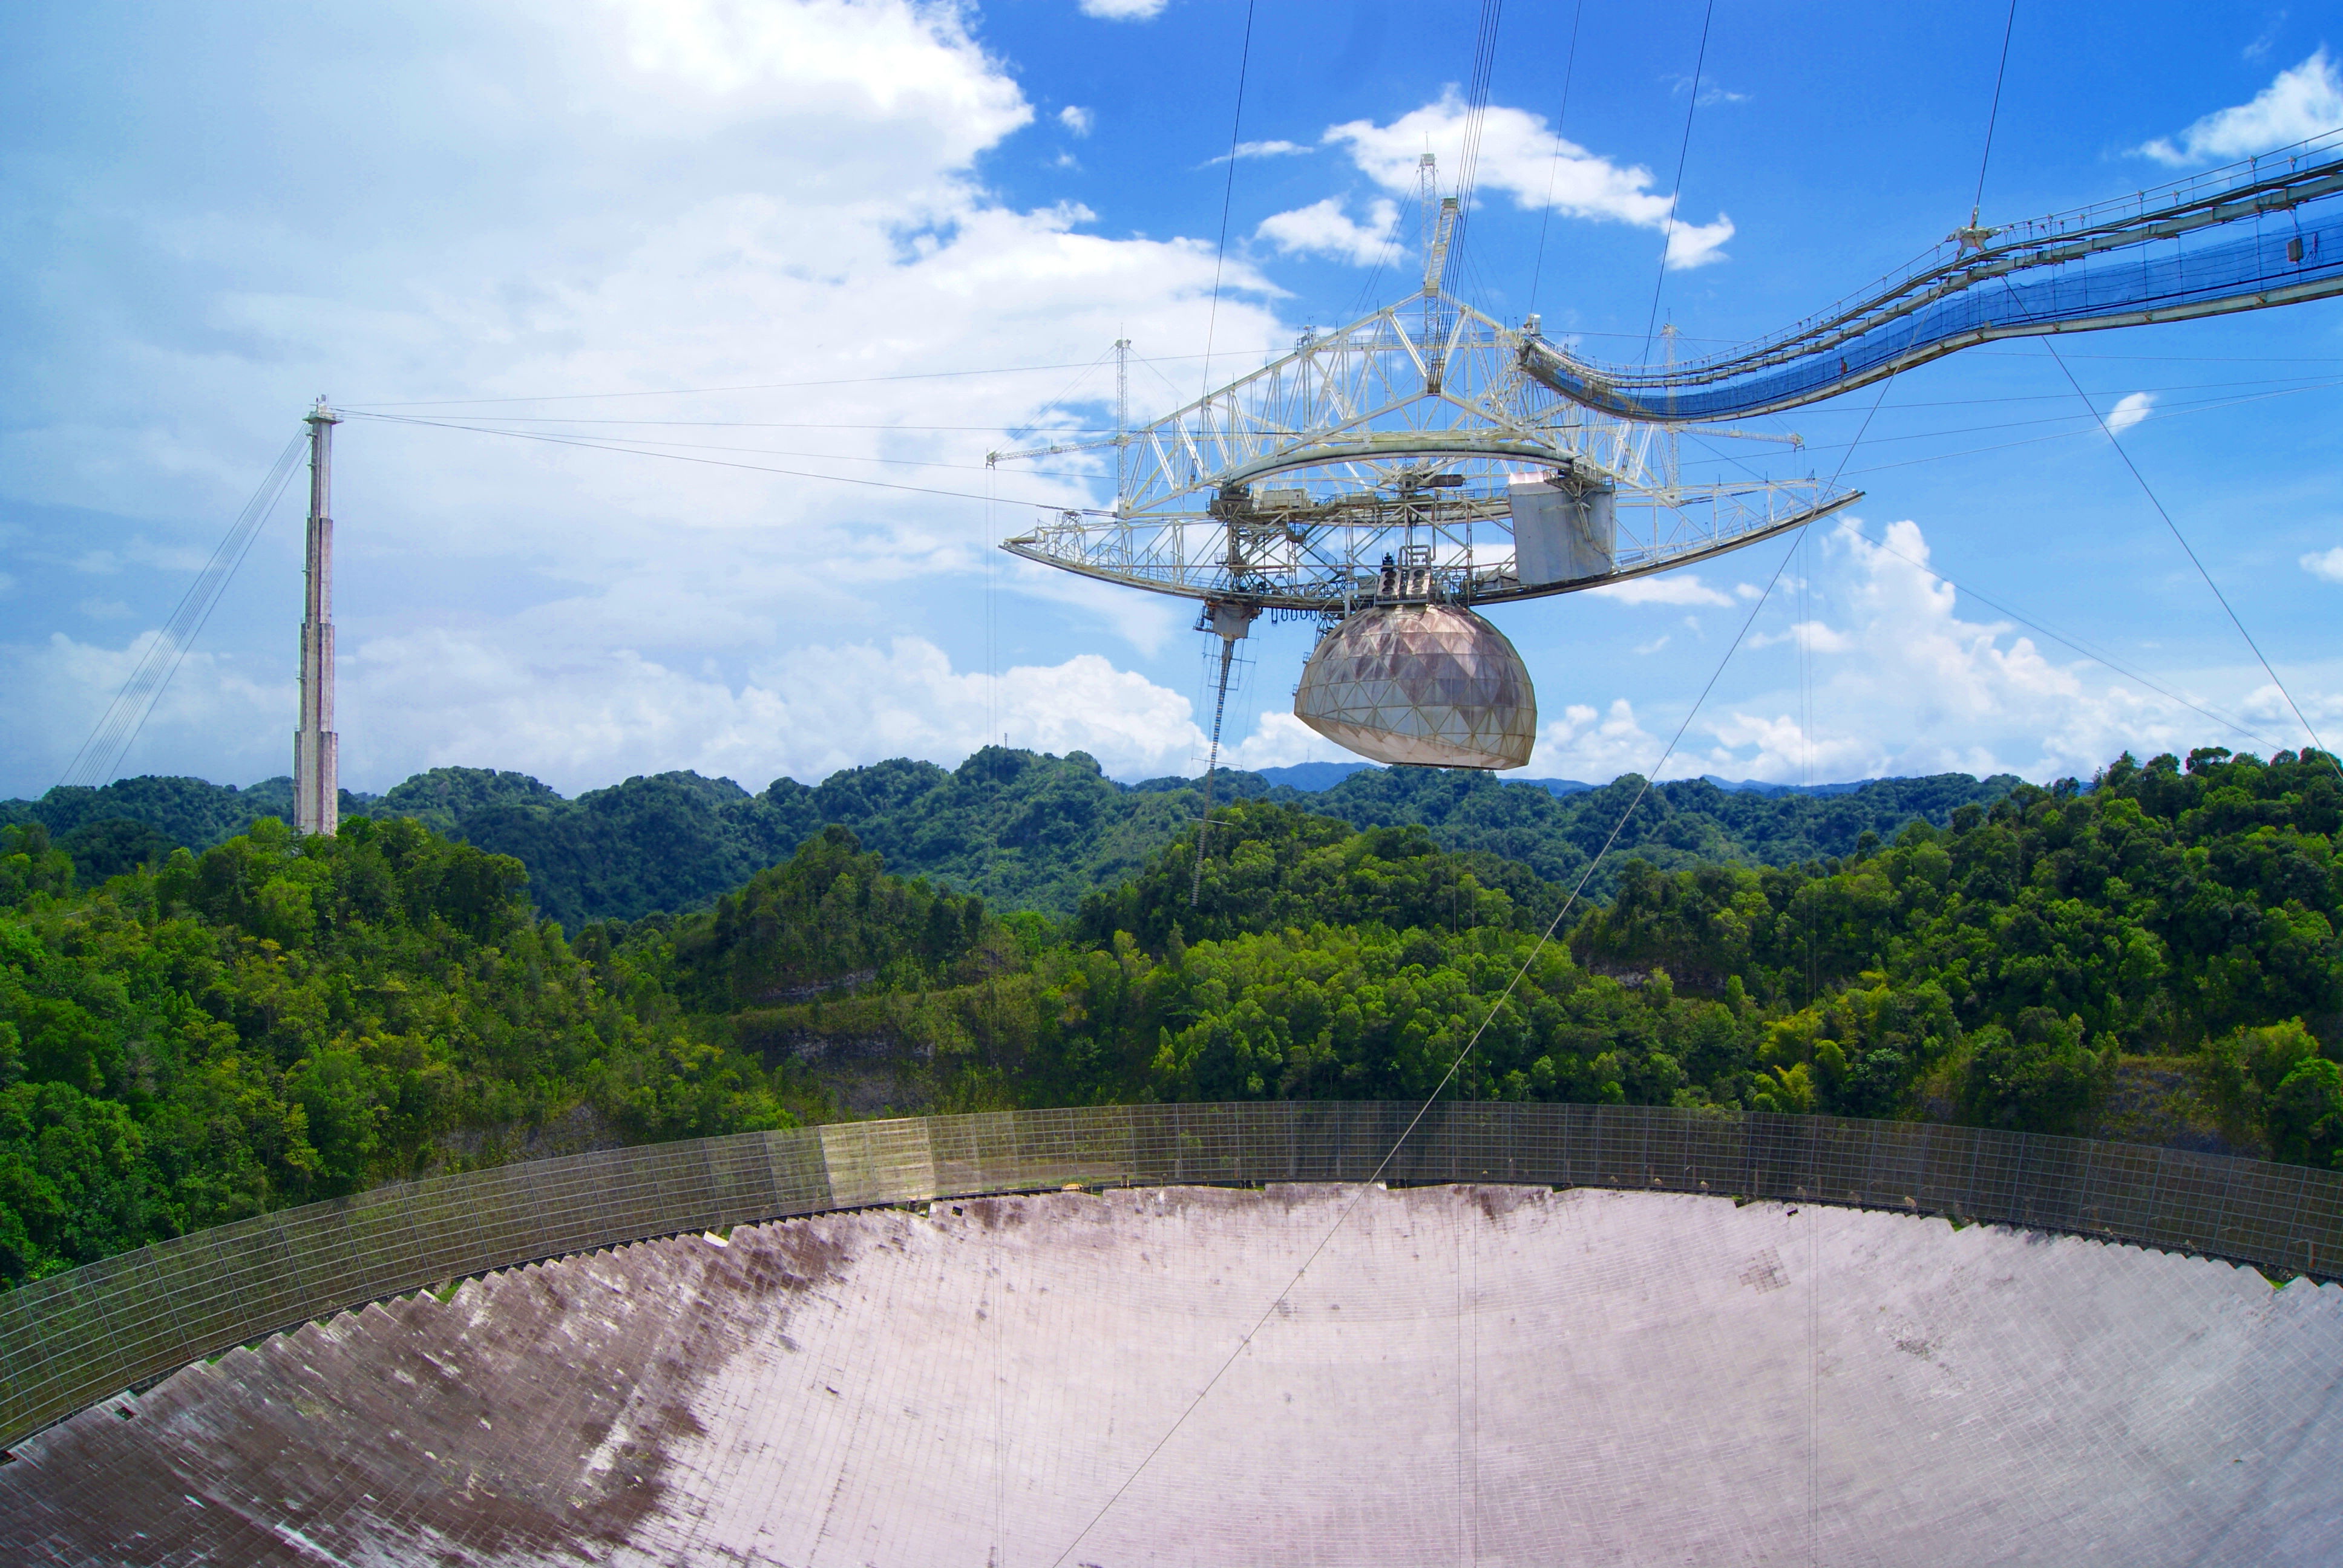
[[3, 1102, 2338, 1451]]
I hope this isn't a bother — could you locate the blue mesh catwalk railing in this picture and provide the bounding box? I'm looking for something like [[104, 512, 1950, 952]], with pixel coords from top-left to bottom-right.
[[2, 1103, 2339, 1452], [1521, 131, 2343, 420]]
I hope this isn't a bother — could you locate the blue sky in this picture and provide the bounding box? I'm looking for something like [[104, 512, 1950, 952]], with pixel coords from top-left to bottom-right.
[[4, 0, 2342, 797]]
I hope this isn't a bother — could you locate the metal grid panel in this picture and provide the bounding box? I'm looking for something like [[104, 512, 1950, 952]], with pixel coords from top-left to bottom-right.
[[4, 1105, 2340, 1454]]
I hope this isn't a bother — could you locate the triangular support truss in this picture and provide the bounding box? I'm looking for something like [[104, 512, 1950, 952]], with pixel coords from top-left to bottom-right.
[[995, 286, 1853, 612]]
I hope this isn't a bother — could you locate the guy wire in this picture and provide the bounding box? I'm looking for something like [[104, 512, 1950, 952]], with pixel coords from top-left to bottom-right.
[[1642, 0, 1717, 361], [1527, 0, 1587, 315], [1198, 0, 1260, 402], [1971, 0, 2020, 225], [2040, 338, 2340, 774], [59, 429, 309, 792]]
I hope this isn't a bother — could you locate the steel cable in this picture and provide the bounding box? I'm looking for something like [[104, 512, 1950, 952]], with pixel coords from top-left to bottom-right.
[[58, 429, 309, 791], [1642, 0, 1718, 361], [1526, 0, 1587, 315]]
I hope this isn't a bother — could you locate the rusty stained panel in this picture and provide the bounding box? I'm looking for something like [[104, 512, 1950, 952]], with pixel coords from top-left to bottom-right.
[[4, 1183, 2341, 1566]]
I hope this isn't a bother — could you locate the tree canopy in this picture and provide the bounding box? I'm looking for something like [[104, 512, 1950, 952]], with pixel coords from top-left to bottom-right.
[[7, 753, 2014, 929], [4, 743, 2333, 1292], [0, 815, 783, 1287]]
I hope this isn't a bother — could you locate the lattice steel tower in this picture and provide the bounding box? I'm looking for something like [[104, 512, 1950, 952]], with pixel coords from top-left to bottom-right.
[[293, 399, 339, 836]]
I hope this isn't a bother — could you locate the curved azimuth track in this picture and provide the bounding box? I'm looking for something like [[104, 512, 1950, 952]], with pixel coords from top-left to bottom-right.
[[1522, 129, 2343, 422], [993, 197, 1856, 618], [994, 304, 1851, 613]]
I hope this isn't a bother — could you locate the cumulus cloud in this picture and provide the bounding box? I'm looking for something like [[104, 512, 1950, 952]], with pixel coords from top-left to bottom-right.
[[1583, 572, 1735, 607], [1058, 105, 1093, 136], [1226, 710, 1355, 772], [14, 626, 1209, 796], [1537, 699, 1668, 782], [1746, 619, 1852, 655], [3, 630, 293, 791], [1687, 518, 2264, 782], [2103, 391, 2157, 434], [611, 0, 1032, 145], [1255, 197, 1400, 266], [1077, 0, 1168, 19], [1662, 218, 1735, 271], [2138, 48, 2343, 165], [1481, 517, 2325, 788], [1702, 710, 1877, 784], [0, 0, 1291, 795], [2301, 546, 2343, 582], [1324, 91, 1734, 269]]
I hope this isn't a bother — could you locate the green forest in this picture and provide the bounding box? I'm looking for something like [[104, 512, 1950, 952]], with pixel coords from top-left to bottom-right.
[[3, 744, 2337, 1290], [6, 750, 2013, 927]]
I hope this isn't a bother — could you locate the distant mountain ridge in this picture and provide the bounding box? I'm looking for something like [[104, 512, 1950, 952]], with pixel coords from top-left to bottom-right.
[[5, 754, 2021, 929], [1248, 763, 1892, 800]]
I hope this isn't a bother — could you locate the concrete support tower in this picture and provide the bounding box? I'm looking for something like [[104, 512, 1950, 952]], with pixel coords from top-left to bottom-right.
[[293, 400, 339, 837]]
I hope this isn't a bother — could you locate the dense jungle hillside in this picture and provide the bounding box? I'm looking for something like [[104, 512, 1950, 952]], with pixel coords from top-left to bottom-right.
[[3, 743, 2336, 1290], [7, 752, 2015, 927]]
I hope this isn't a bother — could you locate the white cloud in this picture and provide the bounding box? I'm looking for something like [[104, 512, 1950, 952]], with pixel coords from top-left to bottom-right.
[[2138, 48, 2343, 165], [1690, 518, 2247, 781], [3, 630, 292, 790], [1499, 517, 2322, 788], [353, 631, 1201, 792], [1323, 91, 1734, 269], [1059, 105, 1093, 136], [1536, 699, 1667, 782], [2301, 546, 2343, 582], [1583, 572, 1734, 607], [1703, 711, 1876, 784], [0, 0, 1296, 796], [1001, 557, 1189, 657], [1226, 709, 1355, 773], [1746, 620, 1852, 655], [1211, 139, 1313, 164], [2103, 390, 2157, 434], [611, 0, 1032, 150], [1077, 0, 1168, 19], [1255, 197, 1400, 266], [2239, 678, 2343, 732], [1664, 218, 1736, 272], [1668, 76, 1751, 107]]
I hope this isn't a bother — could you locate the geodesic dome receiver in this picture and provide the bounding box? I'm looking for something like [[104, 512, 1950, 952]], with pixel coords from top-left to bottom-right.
[[1293, 603, 1535, 769]]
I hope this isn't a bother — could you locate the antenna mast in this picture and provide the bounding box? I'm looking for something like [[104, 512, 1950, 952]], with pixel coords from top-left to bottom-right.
[[1114, 335, 1132, 509], [294, 399, 340, 837]]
